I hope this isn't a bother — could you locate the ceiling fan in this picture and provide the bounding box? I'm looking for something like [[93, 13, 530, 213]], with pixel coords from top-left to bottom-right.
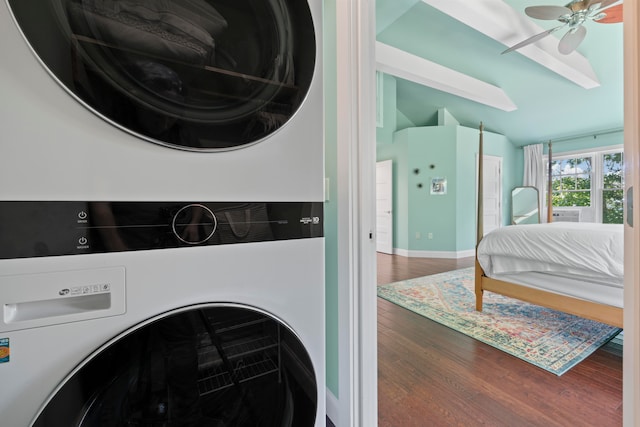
[[502, 0, 623, 55]]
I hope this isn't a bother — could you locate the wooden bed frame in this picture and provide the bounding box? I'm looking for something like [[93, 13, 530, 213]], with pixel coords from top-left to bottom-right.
[[474, 123, 623, 328]]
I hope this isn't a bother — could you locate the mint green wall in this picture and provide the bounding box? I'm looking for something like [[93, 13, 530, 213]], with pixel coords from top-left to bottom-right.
[[405, 126, 458, 251], [397, 109, 416, 131], [455, 128, 479, 251], [323, 0, 339, 397], [376, 74, 415, 141], [377, 125, 521, 254]]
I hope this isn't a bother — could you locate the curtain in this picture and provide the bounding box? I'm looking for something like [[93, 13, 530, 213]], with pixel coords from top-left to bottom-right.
[[523, 143, 546, 222]]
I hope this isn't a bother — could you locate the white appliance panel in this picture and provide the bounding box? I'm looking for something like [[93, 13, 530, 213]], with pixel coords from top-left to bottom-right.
[[0, 239, 325, 426], [0, 0, 325, 424], [0, 1, 324, 202]]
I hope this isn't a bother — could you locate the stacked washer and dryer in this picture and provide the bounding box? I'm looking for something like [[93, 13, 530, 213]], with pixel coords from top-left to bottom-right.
[[0, 0, 325, 425]]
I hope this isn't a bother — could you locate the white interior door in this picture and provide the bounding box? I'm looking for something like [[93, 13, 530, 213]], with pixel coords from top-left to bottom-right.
[[482, 155, 502, 235], [376, 160, 393, 254]]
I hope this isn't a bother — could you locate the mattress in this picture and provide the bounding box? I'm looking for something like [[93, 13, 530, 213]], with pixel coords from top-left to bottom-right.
[[477, 222, 624, 307]]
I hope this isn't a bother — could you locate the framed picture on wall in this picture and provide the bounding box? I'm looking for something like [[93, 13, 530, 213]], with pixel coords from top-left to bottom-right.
[[430, 177, 447, 195]]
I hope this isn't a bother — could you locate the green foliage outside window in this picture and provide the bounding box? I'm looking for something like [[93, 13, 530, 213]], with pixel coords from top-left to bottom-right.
[[603, 152, 624, 224], [548, 152, 624, 224], [550, 157, 592, 207]]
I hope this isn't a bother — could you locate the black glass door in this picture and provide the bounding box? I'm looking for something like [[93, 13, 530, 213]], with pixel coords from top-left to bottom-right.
[[32, 305, 317, 426], [8, 0, 316, 151]]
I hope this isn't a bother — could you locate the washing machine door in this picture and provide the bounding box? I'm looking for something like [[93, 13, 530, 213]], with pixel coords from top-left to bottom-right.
[[31, 305, 318, 426], [7, 0, 316, 151]]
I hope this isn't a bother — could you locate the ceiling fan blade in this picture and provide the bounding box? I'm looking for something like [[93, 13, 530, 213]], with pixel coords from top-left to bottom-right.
[[583, 0, 601, 8], [558, 25, 587, 55], [501, 26, 564, 54], [595, 0, 622, 10], [594, 3, 623, 23], [525, 5, 571, 20]]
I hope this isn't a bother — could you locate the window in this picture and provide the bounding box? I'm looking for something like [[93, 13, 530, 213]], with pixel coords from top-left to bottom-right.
[[603, 152, 624, 223], [546, 147, 624, 224], [550, 156, 592, 207]]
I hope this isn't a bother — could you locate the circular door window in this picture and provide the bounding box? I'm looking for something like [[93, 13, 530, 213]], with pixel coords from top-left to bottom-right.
[[8, 0, 316, 151], [31, 304, 318, 426]]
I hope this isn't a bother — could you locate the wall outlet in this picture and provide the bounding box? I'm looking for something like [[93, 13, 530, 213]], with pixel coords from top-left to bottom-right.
[[427, 232, 433, 239], [415, 232, 421, 239]]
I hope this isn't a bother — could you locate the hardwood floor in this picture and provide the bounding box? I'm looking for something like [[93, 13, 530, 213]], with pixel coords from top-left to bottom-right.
[[377, 253, 623, 427]]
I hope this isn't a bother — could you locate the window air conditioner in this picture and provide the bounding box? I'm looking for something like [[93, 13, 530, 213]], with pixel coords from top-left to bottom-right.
[[552, 209, 581, 222]]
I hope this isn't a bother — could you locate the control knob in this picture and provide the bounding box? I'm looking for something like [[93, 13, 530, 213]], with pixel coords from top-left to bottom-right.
[[172, 204, 217, 244]]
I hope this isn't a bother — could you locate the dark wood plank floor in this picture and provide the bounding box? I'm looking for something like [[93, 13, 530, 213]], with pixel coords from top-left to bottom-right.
[[377, 253, 623, 427]]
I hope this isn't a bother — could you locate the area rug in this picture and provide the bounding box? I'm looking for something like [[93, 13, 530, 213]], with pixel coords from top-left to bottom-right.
[[377, 267, 622, 375]]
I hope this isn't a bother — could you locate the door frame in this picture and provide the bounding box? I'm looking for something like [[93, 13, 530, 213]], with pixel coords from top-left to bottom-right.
[[342, 2, 640, 426], [334, 0, 377, 425]]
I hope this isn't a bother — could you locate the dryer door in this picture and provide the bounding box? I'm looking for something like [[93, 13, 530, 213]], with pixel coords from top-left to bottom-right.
[[7, 0, 316, 151], [31, 304, 318, 426]]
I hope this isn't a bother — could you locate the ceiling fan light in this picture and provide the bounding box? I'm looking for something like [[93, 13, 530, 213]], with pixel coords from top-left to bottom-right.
[[568, 1, 589, 13]]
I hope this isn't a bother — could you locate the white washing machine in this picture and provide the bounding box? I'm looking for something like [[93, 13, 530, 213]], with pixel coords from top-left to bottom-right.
[[0, 0, 325, 425]]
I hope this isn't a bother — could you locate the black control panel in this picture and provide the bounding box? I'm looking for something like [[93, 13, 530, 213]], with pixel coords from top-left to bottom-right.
[[0, 201, 323, 259]]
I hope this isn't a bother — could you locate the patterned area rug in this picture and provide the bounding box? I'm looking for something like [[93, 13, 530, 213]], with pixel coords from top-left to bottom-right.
[[377, 267, 622, 375]]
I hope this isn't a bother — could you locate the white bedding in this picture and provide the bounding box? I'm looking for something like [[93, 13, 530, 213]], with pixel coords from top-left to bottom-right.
[[477, 223, 624, 290]]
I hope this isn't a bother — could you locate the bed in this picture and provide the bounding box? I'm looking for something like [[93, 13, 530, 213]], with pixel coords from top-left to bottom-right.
[[475, 123, 624, 328]]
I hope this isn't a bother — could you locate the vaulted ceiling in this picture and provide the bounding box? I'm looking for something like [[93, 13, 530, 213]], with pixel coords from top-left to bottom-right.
[[375, 0, 624, 146]]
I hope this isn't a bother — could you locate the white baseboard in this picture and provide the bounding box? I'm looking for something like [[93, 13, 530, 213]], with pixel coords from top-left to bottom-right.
[[392, 248, 475, 259], [326, 389, 339, 426]]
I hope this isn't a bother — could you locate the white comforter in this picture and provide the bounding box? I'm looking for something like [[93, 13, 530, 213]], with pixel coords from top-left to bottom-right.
[[477, 223, 624, 287]]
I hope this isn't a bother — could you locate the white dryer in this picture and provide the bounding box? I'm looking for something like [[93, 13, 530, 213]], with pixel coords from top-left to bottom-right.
[[0, 0, 325, 426]]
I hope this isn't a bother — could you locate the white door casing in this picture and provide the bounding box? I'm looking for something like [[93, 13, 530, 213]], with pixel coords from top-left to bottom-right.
[[335, 0, 377, 425], [376, 160, 393, 254]]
